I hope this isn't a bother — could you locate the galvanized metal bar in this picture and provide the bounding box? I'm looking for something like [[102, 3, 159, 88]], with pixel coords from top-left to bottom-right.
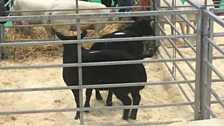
[[161, 15, 196, 52], [0, 57, 196, 70], [9, 6, 147, 13], [213, 32, 224, 37], [204, 10, 224, 27], [158, 24, 196, 97], [0, 80, 196, 93], [207, 61, 224, 83], [0, 102, 194, 115], [206, 11, 215, 118], [185, 0, 202, 9], [206, 85, 224, 107], [211, 99, 224, 105], [205, 14, 224, 109], [158, 24, 196, 74], [194, 7, 204, 120], [5, 20, 134, 28], [0, 35, 197, 47], [88, 120, 182, 126], [161, 0, 196, 31], [158, 36, 196, 93], [159, 42, 195, 107], [195, 6, 212, 119], [159, 14, 197, 50], [207, 37, 224, 55], [205, 106, 217, 118], [212, 8, 224, 14], [0, 10, 198, 22], [0, 0, 223, 123], [0, 24, 4, 59], [213, 56, 224, 60], [152, 0, 161, 53], [77, 2, 84, 125], [212, 79, 224, 82], [200, 8, 211, 120]]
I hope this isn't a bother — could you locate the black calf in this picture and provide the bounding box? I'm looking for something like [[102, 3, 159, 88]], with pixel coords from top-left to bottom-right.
[[56, 30, 147, 120]]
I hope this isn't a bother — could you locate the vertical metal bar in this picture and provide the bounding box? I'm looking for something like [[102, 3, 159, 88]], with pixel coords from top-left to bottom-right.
[[194, 7, 203, 120], [75, 0, 84, 124], [204, 8, 215, 119], [171, 0, 177, 83], [200, 11, 211, 119], [152, 0, 160, 53], [0, 24, 4, 60], [195, 6, 212, 120]]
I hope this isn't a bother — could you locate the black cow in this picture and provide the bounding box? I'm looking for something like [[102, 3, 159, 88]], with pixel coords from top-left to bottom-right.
[[56, 30, 147, 120]]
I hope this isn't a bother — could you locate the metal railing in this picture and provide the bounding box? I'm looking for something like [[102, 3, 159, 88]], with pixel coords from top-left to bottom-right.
[[0, 0, 224, 125]]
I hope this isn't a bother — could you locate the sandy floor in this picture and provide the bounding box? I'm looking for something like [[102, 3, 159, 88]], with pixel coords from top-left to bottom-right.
[[0, 18, 224, 126]]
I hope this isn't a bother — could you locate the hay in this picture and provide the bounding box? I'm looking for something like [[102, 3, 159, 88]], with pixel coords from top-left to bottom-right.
[[4, 27, 62, 61], [3, 23, 130, 60]]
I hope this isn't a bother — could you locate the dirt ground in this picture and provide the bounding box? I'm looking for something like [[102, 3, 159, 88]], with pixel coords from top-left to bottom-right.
[[0, 19, 224, 126]]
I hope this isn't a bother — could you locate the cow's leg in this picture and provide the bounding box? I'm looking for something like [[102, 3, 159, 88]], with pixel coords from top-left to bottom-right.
[[106, 90, 113, 106], [114, 92, 131, 120], [84, 88, 93, 113], [72, 89, 80, 120], [129, 90, 141, 120], [95, 89, 103, 100]]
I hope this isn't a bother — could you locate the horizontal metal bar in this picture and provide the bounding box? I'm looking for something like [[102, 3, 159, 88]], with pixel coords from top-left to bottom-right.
[[211, 79, 224, 83], [211, 99, 224, 104], [210, 8, 224, 13], [212, 56, 224, 60], [0, 9, 198, 22], [1, 35, 197, 47], [9, 6, 148, 13], [91, 120, 182, 126], [0, 57, 196, 70], [213, 32, 224, 37], [0, 102, 194, 115], [5, 20, 134, 28], [0, 80, 195, 93]]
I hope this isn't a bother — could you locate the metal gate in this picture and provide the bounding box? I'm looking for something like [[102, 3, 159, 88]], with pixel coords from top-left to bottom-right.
[[0, 0, 224, 125]]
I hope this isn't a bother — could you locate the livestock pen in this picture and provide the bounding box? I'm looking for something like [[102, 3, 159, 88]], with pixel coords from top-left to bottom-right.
[[0, 0, 224, 125]]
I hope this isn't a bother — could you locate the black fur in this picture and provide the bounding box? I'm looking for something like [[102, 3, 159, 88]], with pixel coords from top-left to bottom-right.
[[56, 30, 147, 120]]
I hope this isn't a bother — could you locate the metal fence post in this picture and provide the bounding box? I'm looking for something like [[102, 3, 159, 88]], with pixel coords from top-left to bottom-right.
[[151, 0, 160, 51], [75, 0, 84, 124], [0, 23, 4, 60], [195, 7, 212, 120]]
